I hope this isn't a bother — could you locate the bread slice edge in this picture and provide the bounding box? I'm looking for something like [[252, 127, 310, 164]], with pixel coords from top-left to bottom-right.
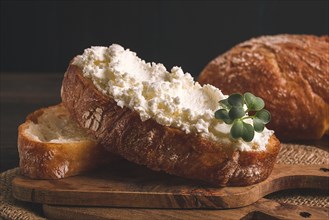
[[18, 104, 117, 179]]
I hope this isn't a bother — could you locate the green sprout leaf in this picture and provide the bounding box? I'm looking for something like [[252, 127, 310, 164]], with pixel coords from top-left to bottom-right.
[[244, 92, 264, 111], [230, 120, 244, 139], [230, 120, 255, 142], [214, 92, 271, 142], [255, 109, 271, 124], [227, 93, 243, 107], [219, 99, 231, 110], [215, 109, 233, 124], [253, 118, 265, 132], [244, 92, 256, 108], [241, 122, 255, 142], [229, 106, 245, 120]]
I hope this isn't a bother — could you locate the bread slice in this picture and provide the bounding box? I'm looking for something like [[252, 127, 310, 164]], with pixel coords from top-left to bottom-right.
[[198, 34, 329, 141], [61, 45, 281, 186], [18, 104, 117, 179]]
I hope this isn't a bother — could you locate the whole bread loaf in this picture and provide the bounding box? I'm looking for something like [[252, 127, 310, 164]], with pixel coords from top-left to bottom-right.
[[18, 104, 117, 179], [61, 45, 281, 186], [198, 34, 329, 141]]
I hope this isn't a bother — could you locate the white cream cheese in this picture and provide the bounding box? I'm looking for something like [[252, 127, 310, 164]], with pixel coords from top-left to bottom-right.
[[73, 44, 274, 151]]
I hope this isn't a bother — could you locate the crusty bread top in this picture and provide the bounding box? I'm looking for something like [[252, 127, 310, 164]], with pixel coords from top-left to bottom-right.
[[198, 34, 329, 141]]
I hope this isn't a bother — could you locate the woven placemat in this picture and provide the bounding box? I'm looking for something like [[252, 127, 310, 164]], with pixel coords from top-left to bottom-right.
[[265, 144, 329, 207], [1, 143, 328, 220], [0, 168, 45, 220]]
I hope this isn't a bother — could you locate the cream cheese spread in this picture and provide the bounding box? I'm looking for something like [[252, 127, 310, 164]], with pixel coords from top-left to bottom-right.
[[73, 44, 274, 151]]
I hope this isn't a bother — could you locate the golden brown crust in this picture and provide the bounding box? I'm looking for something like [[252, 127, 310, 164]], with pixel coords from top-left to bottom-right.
[[61, 65, 281, 186], [198, 34, 329, 141], [18, 104, 116, 179]]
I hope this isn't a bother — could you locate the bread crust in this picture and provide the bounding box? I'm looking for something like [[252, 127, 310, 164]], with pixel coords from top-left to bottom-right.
[[18, 104, 116, 179], [198, 34, 329, 141], [61, 65, 281, 186]]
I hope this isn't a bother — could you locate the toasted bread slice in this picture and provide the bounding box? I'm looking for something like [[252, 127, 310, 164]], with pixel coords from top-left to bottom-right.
[[61, 46, 281, 186], [18, 104, 117, 179]]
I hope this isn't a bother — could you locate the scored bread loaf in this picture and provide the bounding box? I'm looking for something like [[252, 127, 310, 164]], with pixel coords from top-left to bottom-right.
[[198, 34, 329, 141], [61, 45, 281, 186], [18, 104, 117, 179]]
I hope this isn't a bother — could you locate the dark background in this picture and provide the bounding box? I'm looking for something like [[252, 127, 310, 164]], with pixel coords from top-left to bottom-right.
[[1, 0, 328, 77]]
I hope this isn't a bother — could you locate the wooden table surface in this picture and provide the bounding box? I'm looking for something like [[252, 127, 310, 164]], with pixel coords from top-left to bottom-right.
[[0, 73, 63, 172]]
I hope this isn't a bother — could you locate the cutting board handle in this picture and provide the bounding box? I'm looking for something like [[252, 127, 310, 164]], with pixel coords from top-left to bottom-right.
[[257, 163, 329, 195]]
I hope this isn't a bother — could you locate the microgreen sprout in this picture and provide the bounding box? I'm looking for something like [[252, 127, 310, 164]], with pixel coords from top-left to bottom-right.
[[215, 92, 271, 142]]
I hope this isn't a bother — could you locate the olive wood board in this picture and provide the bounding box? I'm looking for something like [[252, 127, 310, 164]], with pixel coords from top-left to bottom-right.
[[12, 160, 329, 209], [43, 198, 329, 220]]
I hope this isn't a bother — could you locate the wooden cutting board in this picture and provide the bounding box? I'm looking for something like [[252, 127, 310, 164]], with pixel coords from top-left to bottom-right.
[[12, 160, 329, 209]]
